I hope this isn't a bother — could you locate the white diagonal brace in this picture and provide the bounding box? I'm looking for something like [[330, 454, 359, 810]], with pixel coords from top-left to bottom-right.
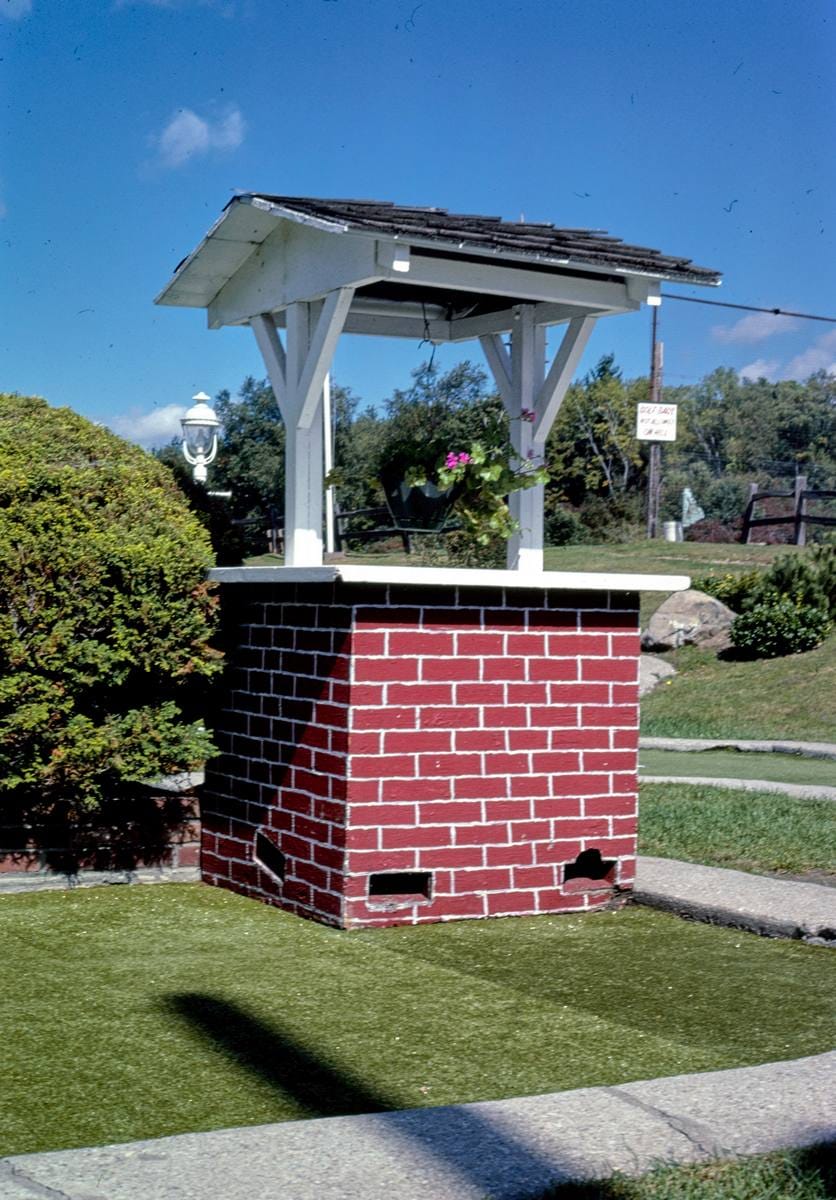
[[532, 315, 596, 442], [479, 333, 514, 409], [250, 313, 288, 417], [296, 286, 354, 428]]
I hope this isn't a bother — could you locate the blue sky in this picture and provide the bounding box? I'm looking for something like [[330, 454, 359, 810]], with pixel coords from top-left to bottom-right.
[[2, 0, 834, 446]]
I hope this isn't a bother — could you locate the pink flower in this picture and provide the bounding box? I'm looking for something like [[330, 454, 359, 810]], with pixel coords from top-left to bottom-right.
[[457, 452, 472, 465], [445, 452, 459, 469]]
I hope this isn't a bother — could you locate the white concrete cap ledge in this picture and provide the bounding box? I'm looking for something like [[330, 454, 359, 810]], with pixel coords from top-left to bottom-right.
[[208, 564, 690, 593]]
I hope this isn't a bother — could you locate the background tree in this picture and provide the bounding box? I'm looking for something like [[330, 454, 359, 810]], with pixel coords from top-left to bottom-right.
[[377, 361, 505, 480]]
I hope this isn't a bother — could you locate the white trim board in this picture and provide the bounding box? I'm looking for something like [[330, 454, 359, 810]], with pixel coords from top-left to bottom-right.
[[208, 564, 690, 593]]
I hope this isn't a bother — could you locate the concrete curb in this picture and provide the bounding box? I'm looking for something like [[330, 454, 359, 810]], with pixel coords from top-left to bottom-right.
[[639, 737, 836, 760], [639, 774, 836, 800], [634, 856, 836, 943], [0, 866, 200, 895], [3, 1054, 833, 1200]]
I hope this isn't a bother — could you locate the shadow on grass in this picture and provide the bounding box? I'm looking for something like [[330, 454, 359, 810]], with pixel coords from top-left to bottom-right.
[[162, 993, 388, 1120], [162, 992, 582, 1196]]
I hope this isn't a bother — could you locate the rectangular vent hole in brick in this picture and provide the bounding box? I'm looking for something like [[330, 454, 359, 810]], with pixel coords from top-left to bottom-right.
[[255, 831, 286, 882], [368, 871, 432, 904], [563, 848, 616, 894]]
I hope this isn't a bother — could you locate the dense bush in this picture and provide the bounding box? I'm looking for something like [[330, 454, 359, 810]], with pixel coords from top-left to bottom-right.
[[575, 493, 644, 543], [0, 394, 220, 816], [730, 596, 831, 658], [693, 569, 764, 613], [544, 502, 585, 546], [759, 547, 836, 618]]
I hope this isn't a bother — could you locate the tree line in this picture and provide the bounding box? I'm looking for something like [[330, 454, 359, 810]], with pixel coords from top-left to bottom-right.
[[157, 357, 836, 561]]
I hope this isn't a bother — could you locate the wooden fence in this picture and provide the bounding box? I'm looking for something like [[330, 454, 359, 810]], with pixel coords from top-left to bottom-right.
[[742, 475, 836, 545]]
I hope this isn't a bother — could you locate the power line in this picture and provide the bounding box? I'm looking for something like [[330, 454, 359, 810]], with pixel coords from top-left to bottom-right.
[[659, 293, 836, 325]]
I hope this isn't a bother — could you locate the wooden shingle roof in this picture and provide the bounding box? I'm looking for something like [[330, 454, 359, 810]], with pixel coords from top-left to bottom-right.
[[240, 194, 721, 287]]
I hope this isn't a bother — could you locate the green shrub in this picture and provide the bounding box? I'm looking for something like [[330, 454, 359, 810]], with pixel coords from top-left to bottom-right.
[[544, 503, 585, 546], [575, 494, 644, 544], [756, 551, 831, 615], [693, 569, 764, 613], [811, 544, 836, 615], [0, 394, 220, 815], [730, 595, 831, 658]]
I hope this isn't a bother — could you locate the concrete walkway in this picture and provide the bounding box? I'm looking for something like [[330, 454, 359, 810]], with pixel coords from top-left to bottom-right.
[[2, 1052, 834, 1200], [634, 856, 836, 942], [639, 774, 836, 800], [640, 736, 836, 760]]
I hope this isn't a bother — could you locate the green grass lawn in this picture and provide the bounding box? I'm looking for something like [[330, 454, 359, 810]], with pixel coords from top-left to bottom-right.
[[639, 749, 836, 790], [1, 885, 834, 1157], [539, 1144, 836, 1199], [638, 783, 836, 878], [640, 637, 836, 742]]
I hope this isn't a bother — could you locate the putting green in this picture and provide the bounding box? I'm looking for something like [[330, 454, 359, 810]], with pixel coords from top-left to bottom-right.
[[1, 884, 833, 1156]]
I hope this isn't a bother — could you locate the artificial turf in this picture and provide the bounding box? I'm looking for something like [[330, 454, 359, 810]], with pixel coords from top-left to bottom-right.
[[639, 749, 836, 791], [638, 783, 836, 877], [1, 884, 834, 1156]]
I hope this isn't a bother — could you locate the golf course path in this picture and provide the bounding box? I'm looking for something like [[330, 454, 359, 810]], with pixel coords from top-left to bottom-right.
[[638, 775, 836, 800], [635, 856, 836, 941], [2, 1052, 833, 1200]]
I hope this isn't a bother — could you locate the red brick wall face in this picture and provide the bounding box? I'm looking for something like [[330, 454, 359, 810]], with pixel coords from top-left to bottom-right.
[[203, 582, 639, 929]]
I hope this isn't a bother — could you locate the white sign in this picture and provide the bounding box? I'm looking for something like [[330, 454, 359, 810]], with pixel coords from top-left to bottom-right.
[[636, 402, 677, 442]]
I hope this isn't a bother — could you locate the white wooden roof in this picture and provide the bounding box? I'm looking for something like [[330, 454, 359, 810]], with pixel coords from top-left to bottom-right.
[[155, 194, 720, 339]]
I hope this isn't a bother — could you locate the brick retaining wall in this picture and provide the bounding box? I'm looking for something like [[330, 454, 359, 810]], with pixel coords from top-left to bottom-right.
[[0, 791, 200, 892]]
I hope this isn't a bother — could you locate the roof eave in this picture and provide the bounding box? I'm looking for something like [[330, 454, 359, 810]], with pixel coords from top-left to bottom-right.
[[155, 193, 720, 312], [241, 194, 721, 289]]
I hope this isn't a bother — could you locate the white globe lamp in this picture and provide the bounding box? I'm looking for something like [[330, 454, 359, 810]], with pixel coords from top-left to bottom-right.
[[181, 392, 220, 483]]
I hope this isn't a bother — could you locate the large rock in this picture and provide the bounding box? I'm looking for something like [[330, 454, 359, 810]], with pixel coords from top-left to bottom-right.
[[639, 654, 677, 696], [642, 589, 735, 652]]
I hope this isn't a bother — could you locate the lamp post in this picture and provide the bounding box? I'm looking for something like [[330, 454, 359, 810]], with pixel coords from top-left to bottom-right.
[[181, 392, 220, 483]]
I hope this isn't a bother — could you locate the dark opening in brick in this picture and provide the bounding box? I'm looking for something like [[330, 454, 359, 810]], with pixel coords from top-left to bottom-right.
[[563, 848, 616, 894], [254, 831, 285, 882], [368, 871, 432, 901]]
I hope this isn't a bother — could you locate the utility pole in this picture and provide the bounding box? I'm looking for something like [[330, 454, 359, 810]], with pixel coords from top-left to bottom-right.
[[646, 305, 664, 538]]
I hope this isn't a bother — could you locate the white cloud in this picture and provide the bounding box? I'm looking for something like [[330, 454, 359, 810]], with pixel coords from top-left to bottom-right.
[[783, 329, 836, 381], [152, 105, 245, 169], [739, 358, 780, 382], [1, 0, 31, 18], [712, 311, 800, 344], [109, 404, 187, 448]]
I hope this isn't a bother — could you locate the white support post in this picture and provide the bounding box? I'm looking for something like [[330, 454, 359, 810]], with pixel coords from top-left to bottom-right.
[[482, 309, 598, 572], [478, 333, 514, 410], [250, 289, 352, 567], [532, 316, 596, 442], [251, 313, 287, 413], [284, 301, 324, 566], [506, 306, 546, 571], [323, 373, 335, 554], [296, 286, 354, 428]]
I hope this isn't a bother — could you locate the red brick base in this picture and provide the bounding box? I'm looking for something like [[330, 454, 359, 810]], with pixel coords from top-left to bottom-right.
[[203, 580, 639, 928]]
